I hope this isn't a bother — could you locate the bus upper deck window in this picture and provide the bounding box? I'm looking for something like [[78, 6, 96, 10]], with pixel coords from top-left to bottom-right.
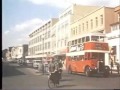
[[78, 38, 81, 43], [82, 37, 85, 43], [91, 36, 99, 41], [86, 36, 90, 42], [75, 40, 77, 45], [72, 41, 74, 46]]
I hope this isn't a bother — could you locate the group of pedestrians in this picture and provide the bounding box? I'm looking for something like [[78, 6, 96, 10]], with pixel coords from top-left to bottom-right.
[[38, 58, 63, 75]]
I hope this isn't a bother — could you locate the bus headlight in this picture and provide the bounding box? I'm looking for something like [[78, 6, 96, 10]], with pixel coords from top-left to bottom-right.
[[94, 67, 97, 69]]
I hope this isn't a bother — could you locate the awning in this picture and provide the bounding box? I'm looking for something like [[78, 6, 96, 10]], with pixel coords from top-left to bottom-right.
[[25, 54, 53, 58]]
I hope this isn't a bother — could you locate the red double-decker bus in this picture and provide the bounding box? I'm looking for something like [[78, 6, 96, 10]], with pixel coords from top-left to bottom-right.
[[66, 33, 110, 77]]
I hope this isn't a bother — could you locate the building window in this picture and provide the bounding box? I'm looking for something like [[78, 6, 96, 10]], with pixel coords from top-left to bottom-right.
[[39, 45, 41, 51], [82, 23, 84, 31], [96, 17, 98, 27], [48, 42, 50, 49], [100, 15, 103, 25], [73, 28, 75, 35], [48, 31, 50, 38], [91, 19, 93, 29], [118, 13, 120, 22], [79, 25, 81, 34], [72, 40, 74, 45], [76, 26, 77, 35], [45, 43, 47, 49], [75, 40, 77, 44], [86, 21, 88, 30]]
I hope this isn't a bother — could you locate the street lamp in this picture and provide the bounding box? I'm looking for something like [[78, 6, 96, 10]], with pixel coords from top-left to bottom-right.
[[41, 34, 45, 74], [42, 34, 44, 60]]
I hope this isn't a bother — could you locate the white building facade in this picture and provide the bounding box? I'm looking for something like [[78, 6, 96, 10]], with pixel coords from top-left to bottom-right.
[[10, 44, 28, 61], [106, 6, 120, 69], [27, 18, 58, 59]]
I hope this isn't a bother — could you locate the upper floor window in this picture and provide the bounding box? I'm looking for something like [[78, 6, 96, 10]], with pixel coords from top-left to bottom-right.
[[82, 23, 84, 31], [96, 17, 98, 27], [91, 19, 93, 29], [118, 13, 120, 22], [73, 28, 75, 35], [100, 15, 103, 25], [79, 25, 81, 34], [86, 21, 88, 30], [75, 26, 77, 35]]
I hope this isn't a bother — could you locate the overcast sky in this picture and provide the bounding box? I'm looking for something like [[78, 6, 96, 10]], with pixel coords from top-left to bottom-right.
[[2, 0, 120, 50]]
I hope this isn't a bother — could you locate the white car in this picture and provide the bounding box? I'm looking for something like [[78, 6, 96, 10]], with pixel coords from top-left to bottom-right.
[[26, 60, 33, 66], [33, 60, 42, 68]]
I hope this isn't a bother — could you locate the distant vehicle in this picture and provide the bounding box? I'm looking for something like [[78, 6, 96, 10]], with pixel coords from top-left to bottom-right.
[[26, 59, 33, 66], [33, 60, 42, 68], [17, 59, 26, 65]]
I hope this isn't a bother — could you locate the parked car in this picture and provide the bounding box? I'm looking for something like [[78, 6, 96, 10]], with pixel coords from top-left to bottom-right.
[[33, 60, 42, 68], [17, 59, 26, 65]]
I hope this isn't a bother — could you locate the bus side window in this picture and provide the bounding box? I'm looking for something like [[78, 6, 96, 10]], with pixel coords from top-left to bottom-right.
[[77, 55, 79, 61], [71, 56, 74, 61], [68, 56, 71, 61], [74, 56, 77, 61]]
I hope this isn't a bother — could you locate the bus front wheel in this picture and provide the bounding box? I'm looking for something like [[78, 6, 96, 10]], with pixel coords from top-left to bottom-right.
[[85, 67, 91, 77]]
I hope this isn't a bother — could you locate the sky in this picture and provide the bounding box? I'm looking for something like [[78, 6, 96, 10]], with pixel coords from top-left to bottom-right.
[[2, 0, 120, 50]]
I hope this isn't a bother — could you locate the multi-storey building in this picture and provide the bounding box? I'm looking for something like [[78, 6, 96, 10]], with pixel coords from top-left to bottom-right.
[[11, 44, 28, 62], [6, 47, 12, 61], [11, 47, 17, 60], [55, 4, 100, 60], [70, 6, 114, 37], [69, 6, 114, 66], [2, 49, 8, 59], [106, 6, 120, 68], [27, 18, 58, 59]]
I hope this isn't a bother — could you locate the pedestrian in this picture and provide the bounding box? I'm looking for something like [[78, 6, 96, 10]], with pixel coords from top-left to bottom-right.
[[58, 59, 63, 69], [110, 60, 113, 74], [41, 61, 45, 75], [48, 59, 55, 73], [115, 59, 120, 74]]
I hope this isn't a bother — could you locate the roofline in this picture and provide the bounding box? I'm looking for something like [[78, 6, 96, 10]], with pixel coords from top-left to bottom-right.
[[28, 18, 58, 36], [71, 6, 114, 25]]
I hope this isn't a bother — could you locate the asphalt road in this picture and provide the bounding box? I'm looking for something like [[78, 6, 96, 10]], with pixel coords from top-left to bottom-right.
[[2, 61, 120, 90]]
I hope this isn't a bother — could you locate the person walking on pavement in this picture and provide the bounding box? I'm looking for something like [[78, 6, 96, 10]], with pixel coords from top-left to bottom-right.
[[115, 59, 120, 74], [48, 58, 55, 73], [41, 60, 45, 75], [110, 60, 113, 74]]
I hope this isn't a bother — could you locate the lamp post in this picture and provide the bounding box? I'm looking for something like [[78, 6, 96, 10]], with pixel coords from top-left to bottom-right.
[[42, 34, 44, 74], [42, 34, 44, 60]]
